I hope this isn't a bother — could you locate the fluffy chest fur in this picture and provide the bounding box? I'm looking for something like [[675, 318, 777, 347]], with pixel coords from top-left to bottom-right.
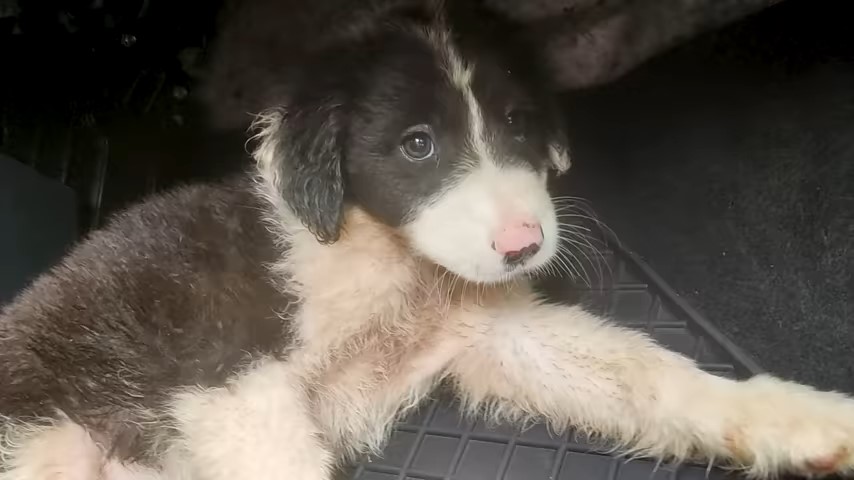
[[277, 209, 520, 458]]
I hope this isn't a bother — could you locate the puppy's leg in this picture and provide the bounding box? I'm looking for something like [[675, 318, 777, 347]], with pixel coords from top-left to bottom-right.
[[449, 298, 854, 478], [170, 359, 332, 480]]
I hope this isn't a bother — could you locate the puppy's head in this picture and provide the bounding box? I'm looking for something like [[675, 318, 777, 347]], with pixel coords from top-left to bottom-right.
[[253, 4, 571, 284]]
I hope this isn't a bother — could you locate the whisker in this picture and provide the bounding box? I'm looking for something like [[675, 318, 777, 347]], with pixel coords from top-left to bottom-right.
[[448, 273, 461, 306], [563, 230, 604, 274], [551, 195, 594, 205], [543, 261, 559, 279], [561, 230, 611, 289], [557, 230, 609, 257], [560, 244, 593, 287], [557, 221, 594, 233], [552, 196, 619, 289], [553, 244, 588, 286], [428, 263, 443, 298], [558, 209, 621, 248], [439, 269, 454, 309], [549, 249, 574, 279]]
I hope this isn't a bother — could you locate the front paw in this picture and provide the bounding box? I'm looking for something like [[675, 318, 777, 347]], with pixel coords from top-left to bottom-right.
[[724, 375, 854, 478]]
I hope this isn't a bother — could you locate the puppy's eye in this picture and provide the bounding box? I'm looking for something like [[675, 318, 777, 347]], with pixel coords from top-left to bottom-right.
[[400, 131, 435, 161], [505, 109, 530, 142]]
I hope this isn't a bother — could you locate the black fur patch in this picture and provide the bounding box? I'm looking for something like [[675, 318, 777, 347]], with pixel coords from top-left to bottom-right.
[[0, 176, 293, 462]]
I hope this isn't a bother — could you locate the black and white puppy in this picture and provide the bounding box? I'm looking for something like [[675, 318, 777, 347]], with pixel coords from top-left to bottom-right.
[[2, 3, 854, 480]]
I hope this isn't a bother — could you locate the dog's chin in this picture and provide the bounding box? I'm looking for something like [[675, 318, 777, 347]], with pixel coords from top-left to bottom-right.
[[459, 266, 534, 285], [432, 247, 556, 285]]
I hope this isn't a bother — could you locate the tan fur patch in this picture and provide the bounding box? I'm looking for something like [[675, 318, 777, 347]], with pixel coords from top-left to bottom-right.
[[805, 446, 850, 474], [723, 425, 754, 465]]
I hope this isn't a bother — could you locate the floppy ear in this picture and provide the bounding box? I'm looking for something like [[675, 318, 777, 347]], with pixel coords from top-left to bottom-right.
[[252, 99, 346, 244], [548, 119, 572, 175]]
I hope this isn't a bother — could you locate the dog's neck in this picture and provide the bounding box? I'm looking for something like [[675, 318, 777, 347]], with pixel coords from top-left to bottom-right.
[[275, 207, 519, 352], [278, 208, 427, 348]]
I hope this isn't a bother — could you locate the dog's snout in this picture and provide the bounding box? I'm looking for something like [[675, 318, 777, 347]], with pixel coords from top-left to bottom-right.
[[492, 219, 543, 266]]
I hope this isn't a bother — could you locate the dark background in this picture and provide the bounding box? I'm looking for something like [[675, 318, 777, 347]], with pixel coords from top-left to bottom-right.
[[559, 0, 854, 391], [1, 0, 852, 390]]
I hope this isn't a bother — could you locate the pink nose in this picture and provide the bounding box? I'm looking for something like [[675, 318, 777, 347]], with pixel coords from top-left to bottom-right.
[[492, 219, 543, 265]]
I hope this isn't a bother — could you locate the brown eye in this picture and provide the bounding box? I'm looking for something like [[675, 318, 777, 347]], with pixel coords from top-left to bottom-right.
[[400, 131, 435, 161]]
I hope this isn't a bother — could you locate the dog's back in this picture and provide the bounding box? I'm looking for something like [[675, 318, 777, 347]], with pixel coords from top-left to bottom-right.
[[0, 176, 292, 461]]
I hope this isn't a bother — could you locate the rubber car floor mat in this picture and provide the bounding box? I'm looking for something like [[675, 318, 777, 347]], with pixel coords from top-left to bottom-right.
[[343, 233, 764, 480]]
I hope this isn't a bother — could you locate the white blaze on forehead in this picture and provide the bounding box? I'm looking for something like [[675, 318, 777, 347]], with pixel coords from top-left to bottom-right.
[[424, 28, 492, 167], [460, 78, 491, 166]]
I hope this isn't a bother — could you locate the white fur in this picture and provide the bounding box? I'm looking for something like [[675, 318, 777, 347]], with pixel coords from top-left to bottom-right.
[[449, 294, 854, 477], [0, 418, 103, 480], [404, 161, 558, 283], [166, 360, 332, 480]]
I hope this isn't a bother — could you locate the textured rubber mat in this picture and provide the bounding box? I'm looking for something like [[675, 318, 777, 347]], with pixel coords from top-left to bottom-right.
[[347, 237, 763, 480]]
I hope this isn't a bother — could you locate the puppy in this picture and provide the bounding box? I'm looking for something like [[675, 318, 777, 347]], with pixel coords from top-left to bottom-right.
[[2, 3, 854, 479]]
